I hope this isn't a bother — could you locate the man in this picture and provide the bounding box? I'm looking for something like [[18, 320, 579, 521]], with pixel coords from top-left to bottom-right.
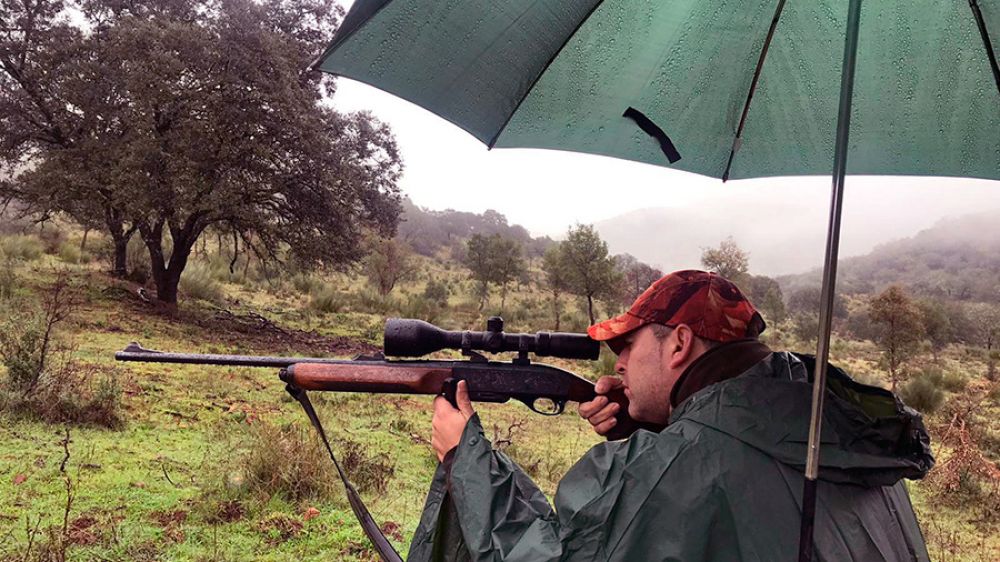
[[409, 270, 933, 561]]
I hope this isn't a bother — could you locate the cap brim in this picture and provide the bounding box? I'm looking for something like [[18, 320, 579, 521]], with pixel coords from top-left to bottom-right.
[[588, 312, 649, 352]]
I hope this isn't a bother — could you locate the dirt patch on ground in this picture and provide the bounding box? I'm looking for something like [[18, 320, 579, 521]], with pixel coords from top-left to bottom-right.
[[68, 515, 100, 546], [256, 513, 303, 545], [150, 509, 188, 527]]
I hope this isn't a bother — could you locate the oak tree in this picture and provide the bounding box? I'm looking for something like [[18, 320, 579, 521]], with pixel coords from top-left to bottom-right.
[[0, 0, 402, 304], [557, 225, 621, 325]]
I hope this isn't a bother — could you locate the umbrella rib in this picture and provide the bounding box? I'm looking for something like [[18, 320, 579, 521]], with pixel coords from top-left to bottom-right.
[[967, 0, 1000, 95], [721, 0, 789, 182], [487, 1, 610, 149]]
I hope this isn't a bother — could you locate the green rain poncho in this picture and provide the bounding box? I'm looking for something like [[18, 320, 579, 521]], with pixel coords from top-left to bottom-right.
[[407, 352, 933, 561]]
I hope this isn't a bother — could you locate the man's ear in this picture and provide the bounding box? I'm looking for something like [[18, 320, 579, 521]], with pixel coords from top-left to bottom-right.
[[665, 324, 697, 369]]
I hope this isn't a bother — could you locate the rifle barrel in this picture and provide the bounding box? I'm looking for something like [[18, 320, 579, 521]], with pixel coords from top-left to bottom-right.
[[114, 342, 355, 369]]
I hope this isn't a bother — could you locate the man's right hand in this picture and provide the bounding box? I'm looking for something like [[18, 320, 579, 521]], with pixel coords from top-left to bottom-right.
[[578, 376, 625, 437]]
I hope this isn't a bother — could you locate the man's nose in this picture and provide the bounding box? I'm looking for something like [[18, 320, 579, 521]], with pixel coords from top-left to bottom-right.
[[614, 350, 628, 375]]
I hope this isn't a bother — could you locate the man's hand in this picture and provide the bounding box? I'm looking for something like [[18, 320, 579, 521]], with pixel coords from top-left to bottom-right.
[[578, 376, 624, 436], [432, 380, 476, 462]]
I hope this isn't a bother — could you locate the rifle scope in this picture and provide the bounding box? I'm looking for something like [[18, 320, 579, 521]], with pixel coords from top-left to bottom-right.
[[384, 317, 600, 360]]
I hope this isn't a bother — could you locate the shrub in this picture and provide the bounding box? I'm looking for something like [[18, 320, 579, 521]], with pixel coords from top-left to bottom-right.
[[938, 369, 968, 393], [37, 226, 66, 254], [125, 236, 151, 280], [0, 258, 17, 300], [309, 283, 347, 313], [0, 234, 43, 260], [57, 241, 83, 264], [240, 422, 336, 503], [351, 287, 397, 315], [207, 252, 264, 286], [423, 279, 450, 307], [0, 318, 46, 392], [1, 367, 126, 429], [179, 262, 224, 303], [337, 439, 395, 494], [899, 370, 946, 415], [400, 294, 442, 324], [291, 272, 322, 295]]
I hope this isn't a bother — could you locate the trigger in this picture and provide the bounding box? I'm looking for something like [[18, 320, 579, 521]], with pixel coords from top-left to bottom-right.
[[442, 378, 459, 408]]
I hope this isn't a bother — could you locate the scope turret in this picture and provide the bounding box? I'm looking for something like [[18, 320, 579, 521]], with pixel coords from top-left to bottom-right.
[[383, 317, 600, 360]]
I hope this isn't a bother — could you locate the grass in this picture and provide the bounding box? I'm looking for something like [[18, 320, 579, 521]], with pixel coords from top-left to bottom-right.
[[0, 236, 998, 560]]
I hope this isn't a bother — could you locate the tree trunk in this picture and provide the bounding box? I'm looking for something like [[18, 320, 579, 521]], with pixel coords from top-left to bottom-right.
[[552, 292, 562, 331], [587, 294, 596, 325], [80, 229, 89, 252], [152, 267, 182, 306], [105, 211, 135, 278], [477, 281, 488, 311], [112, 237, 128, 277], [500, 283, 508, 314], [141, 217, 202, 307]]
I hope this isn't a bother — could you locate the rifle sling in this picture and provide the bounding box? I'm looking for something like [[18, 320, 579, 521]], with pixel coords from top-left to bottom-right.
[[285, 384, 404, 562]]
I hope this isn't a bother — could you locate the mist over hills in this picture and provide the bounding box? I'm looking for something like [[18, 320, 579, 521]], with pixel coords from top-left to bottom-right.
[[778, 210, 1000, 302], [593, 195, 1000, 277]]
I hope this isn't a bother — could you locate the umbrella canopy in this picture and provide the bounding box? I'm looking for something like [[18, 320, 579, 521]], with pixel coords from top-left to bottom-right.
[[318, 0, 999, 181]]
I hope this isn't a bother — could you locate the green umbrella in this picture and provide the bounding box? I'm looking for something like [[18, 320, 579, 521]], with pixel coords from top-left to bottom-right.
[[315, 0, 1000, 560]]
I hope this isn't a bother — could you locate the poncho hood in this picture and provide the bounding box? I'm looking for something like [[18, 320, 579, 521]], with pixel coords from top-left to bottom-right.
[[671, 351, 934, 487]]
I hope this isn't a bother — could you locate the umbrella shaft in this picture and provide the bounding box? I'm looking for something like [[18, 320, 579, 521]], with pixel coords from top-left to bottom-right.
[[799, 0, 863, 560]]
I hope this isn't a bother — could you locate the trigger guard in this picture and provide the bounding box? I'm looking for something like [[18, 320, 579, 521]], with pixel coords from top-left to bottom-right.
[[526, 397, 565, 416]]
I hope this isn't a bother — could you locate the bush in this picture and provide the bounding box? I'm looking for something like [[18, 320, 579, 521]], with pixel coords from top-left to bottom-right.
[[337, 439, 395, 494], [899, 370, 946, 415], [400, 294, 442, 324], [938, 369, 968, 393], [0, 235, 43, 261], [290, 272, 322, 295], [239, 422, 336, 503], [126, 236, 151, 283], [57, 241, 83, 264], [308, 283, 347, 313], [37, 226, 66, 254], [351, 287, 398, 315], [206, 252, 265, 286], [423, 279, 450, 307], [0, 258, 17, 300], [179, 262, 224, 303], [0, 291, 124, 429], [0, 368, 126, 429]]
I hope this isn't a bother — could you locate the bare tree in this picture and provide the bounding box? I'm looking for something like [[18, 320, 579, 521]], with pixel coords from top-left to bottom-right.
[[870, 285, 925, 391]]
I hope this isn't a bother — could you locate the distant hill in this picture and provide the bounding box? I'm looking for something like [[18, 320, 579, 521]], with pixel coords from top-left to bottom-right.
[[777, 211, 1000, 302], [396, 198, 553, 258]]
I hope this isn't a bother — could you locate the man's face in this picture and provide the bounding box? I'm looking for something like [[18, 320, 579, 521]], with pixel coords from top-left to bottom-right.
[[612, 324, 700, 426]]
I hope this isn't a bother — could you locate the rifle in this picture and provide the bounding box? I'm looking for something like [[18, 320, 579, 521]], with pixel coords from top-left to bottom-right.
[[115, 317, 652, 561]]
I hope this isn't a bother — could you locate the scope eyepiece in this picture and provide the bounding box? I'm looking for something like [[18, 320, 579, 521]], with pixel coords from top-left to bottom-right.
[[384, 317, 600, 360]]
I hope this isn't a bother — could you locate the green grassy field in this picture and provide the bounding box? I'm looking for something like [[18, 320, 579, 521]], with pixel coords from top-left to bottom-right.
[[1, 233, 998, 561]]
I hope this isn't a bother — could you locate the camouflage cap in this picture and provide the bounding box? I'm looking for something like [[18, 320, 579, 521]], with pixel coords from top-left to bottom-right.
[[588, 270, 764, 347]]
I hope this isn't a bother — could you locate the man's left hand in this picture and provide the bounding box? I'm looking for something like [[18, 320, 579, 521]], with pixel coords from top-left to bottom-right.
[[432, 380, 476, 462]]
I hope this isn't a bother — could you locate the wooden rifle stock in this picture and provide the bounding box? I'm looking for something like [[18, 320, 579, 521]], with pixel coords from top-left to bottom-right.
[[281, 363, 454, 394]]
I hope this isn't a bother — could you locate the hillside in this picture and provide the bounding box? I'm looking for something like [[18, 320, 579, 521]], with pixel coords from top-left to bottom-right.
[[778, 210, 1000, 302], [396, 198, 554, 258]]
